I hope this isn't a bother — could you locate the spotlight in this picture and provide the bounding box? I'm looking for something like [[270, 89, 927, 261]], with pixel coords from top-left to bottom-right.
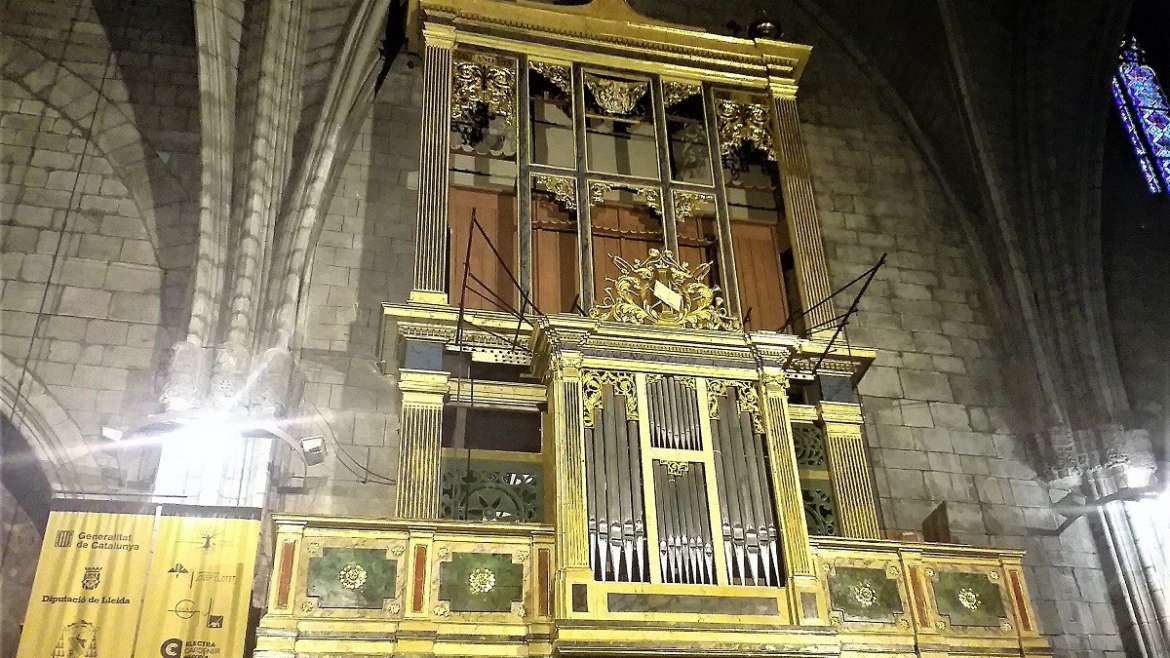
[[100, 426, 124, 442], [300, 435, 326, 466]]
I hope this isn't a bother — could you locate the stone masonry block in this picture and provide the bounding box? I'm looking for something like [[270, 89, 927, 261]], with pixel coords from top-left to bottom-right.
[[0, 280, 45, 311], [71, 364, 128, 391], [57, 286, 111, 318], [898, 369, 952, 401], [928, 402, 970, 430], [104, 262, 161, 292], [858, 365, 902, 397], [109, 292, 159, 323], [896, 399, 934, 427], [83, 319, 128, 345], [884, 468, 927, 498], [57, 257, 109, 287]]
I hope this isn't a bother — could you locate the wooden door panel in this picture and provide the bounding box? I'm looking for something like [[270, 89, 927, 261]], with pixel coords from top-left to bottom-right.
[[731, 221, 787, 330], [449, 186, 518, 311]]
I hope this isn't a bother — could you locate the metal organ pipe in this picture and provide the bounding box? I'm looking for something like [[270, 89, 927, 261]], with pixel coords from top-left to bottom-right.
[[586, 384, 648, 582]]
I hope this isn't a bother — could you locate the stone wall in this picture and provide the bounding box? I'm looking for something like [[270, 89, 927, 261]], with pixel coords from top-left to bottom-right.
[[795, 31, 1121, 658], [628, 2, 1125, 656], [277, 55, 421, 516], [0, 1, 1137, 656], [0, 0, 200, 635], [1, 0, 200, 480], [0, 482, 42, 658]]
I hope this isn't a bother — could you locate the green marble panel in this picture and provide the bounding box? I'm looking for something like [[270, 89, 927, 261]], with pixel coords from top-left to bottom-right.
[[439, 552, 524, 612], [933, 571, 1007, 627], [307, 547, 397, 609], [826, 566, 903, 623]]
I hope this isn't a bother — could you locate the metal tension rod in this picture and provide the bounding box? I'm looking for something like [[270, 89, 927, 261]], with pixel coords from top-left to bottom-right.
[[809, 253, 887, 374], [778, 253, 888, 336]]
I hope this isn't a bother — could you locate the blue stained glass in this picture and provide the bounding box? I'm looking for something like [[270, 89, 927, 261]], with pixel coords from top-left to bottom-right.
[[1121, 63, 1170, 110], [1113, 78, 1162, 193], [1114, 37, 1170, 194]]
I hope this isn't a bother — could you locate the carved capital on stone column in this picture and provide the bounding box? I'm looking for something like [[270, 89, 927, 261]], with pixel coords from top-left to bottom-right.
[[160, 340, 209, 412], [210, 344, 251, 410], [761, 371, 790, 396], [251, 348, 298, 417], [1045, 423, 1155, 483]]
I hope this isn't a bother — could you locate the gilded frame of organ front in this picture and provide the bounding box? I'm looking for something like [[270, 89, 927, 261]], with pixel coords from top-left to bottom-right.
[[362, 2, 1051, 657], [412, 1, 836, 333]]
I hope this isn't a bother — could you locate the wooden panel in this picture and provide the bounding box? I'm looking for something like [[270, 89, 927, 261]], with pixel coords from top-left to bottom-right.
[[591, 204, 663, 300], [449, 185, 518, 311], [532, 198, 579, 314], [677, 216, 718, 283], [731, 221, 788, 330]]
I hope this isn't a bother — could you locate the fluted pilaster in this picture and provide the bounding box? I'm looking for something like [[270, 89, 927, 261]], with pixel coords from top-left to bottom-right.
[[410, 26, 455, 303]]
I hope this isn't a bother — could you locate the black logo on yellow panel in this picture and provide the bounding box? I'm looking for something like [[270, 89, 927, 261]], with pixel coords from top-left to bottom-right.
[[81, 566, 101, 591], [55, 529, 74, 547]]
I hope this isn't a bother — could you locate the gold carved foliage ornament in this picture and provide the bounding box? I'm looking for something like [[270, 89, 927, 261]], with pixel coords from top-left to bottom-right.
[[706, 379, 765, 435], [581, 370, 637, 429], [585, 73, 648, 116], [452, 55, 516, 127], [590, 249, 740, 331], [717, 99, 776, 161], [535, 174, 577, 211]]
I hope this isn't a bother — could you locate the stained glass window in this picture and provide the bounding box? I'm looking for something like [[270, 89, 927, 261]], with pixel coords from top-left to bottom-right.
[[1112, 37, 1170, 194]]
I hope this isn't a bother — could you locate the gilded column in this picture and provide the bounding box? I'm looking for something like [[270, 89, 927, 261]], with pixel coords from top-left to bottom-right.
[[760, 372, 814, 578], [821, 402, 881, 539], [394, 369, 449, 518], [770, 90, 836, 332], [410, 24, 456, 304], [549, 352, 590, 615]]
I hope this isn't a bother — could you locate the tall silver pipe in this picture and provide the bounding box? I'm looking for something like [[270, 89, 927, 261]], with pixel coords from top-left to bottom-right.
[[724, 395, 759, 584], [585, 426, 598, 577], [603, 391, 622, 581], [736, 404, 768, 585], [614, 402, 635, 583], [710, 414, 734, 583], [627, 418, 646, 580], [654, 461, 669, 582], [717, 397, 747, 583]]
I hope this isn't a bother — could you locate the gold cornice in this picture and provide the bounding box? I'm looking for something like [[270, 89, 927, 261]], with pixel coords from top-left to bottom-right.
[[416, 0, 811, 88], [399, 369, 450, 397], [271, 513, 555, 536]]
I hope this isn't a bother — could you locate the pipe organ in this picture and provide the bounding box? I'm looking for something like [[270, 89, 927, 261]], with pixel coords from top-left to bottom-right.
[[253, 1, 1051, 657]]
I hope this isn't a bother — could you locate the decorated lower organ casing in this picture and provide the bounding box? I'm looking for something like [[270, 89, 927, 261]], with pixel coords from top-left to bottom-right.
[[581, 371, 784, 588]]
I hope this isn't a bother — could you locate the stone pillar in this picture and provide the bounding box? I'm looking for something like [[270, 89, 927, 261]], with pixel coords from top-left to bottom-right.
[[394, 369, 449, 518], [410, 24, 455, 304], [760, 373, 814, 578], [820, 402, 881, 539], [770, 91, 836, 332], [549, 352, 590, 616], [1089, 465, 1170, 658]]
